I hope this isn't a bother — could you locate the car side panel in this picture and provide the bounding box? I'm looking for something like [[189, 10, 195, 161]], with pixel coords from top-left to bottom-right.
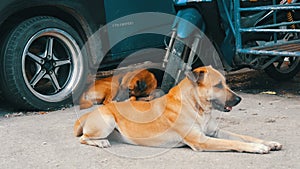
[[104, 0, 175, 58]]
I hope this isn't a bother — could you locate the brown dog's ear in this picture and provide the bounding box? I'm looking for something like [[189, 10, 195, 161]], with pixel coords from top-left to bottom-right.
[[186, 68, 207, 84], [186, 71, 197, 83]]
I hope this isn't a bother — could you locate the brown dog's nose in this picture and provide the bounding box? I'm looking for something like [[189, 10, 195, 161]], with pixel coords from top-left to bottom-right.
[[235, 96, 242, 105], [226, 95, 242, 107]]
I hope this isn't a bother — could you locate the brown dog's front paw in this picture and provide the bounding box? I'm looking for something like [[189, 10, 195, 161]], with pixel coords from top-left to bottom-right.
[[263, 141, 282, 151], [249, 143, 270, 154], [129, 96, 137, 101]]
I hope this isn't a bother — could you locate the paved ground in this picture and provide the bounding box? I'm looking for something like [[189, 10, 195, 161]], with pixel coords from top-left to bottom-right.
[[0, 70, 299, 169]]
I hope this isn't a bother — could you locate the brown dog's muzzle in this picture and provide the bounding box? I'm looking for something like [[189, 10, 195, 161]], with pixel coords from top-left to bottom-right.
[[224, 94, 242, 112], [224, 91, 242, 112], [212, 89, 242, 112], [115, 88, 131, 102]]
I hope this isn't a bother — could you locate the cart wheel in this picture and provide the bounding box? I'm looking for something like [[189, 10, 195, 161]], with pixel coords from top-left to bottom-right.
[[0, 16, 88, 110], [259, 13, 300, 80], [243, 34, 300, 81], [264, 57, 300, 81]]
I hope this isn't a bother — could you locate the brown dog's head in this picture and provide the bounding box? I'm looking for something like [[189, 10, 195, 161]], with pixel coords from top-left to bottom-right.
[[187, 66, 241, 112], [115, 69, 157, 101]]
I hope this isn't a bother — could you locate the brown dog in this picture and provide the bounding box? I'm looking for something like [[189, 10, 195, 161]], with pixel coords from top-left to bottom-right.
[[79, 69, 157, 109], [74, 66, 282, 153]]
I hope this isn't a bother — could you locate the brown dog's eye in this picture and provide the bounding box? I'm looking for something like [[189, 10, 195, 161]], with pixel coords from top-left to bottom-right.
[[214, 81, 223, 89]]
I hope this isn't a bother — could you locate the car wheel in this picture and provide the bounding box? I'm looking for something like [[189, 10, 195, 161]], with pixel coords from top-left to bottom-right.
[[0, 16, 88, 110]]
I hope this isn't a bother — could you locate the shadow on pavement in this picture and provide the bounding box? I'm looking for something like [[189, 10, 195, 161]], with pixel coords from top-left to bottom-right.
[[226, 69, 300, 97]]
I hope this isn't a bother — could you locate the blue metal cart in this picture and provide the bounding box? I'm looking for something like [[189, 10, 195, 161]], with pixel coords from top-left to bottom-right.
[[233, 0, 300, 58]]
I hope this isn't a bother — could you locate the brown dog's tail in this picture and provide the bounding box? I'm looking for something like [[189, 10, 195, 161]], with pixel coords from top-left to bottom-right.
[[74, 112, 90, 137]]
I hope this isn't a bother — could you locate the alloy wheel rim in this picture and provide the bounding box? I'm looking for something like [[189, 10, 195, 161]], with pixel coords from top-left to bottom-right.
[[22, 28, 83, 102]]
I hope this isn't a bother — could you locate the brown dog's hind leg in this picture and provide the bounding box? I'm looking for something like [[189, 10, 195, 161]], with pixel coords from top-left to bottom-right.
[[79, 112, 116, 148], [80, 135, 111, 148], [79, 100, 94, 109], [103, 88, 116, 104], [103, 81, 120, 104], [103, 95, 113, 105]]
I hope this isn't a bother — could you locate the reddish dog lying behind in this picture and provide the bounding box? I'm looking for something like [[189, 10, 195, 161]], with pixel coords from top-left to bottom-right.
[[79, 69, 157, 109], [74, 66, 282, 154]]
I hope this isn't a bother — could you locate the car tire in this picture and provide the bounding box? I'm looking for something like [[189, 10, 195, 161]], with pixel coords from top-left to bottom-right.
[[0, 16, 88, 110]]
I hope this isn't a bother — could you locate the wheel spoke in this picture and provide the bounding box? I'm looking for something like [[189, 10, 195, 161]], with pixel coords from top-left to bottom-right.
[[49, 71, 61, 92], [45, 37, 54, 59], [54, 59, 71, 67], [276, 60, 284, 69], [27, 52, 44, 65], [30, 69, 46, 88], [288, 57, 295, 67]]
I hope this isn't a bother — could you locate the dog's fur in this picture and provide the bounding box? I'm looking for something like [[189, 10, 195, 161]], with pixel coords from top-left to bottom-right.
[[79, 69, 157, 109], [74, 66, 282, 153]]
